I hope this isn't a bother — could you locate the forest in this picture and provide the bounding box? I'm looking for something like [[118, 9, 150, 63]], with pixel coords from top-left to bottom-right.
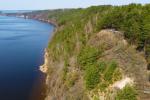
[[46, 3, 150, 99], [48, 3, 150, 70]]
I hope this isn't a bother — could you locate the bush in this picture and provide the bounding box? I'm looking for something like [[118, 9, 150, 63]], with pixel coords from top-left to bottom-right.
[[104, 61, 117, 83], [77, 46, 101, 69], [97, 61, 107, 73], [115, 85, 137, 100], [77, 46, 103, 89], [85, 64, 100, 90]]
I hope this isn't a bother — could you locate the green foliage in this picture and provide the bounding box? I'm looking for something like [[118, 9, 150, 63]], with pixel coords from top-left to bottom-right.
[[85, 64, 100, 90], [77, 46, 102, 89], [77, 45, 119, 90], [46, 3, 150, 93], [104, 61, 117, 83], [77, 46, 111, 90], [48, 4, 150, 64], [97, 61, 107, 73], [84, 60, 120, 90], [115, 85, 137, 100], [77, 46, 101, 69]]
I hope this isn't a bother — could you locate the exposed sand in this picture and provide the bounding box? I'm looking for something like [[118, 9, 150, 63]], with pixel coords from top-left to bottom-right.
[[112, 77, 134, 89], [39, 50, 48, 73]]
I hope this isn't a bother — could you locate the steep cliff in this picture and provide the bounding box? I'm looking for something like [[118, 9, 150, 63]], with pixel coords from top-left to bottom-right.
[[44, 29, 148, 100], [22, 4, 150, 100], [42, 4, 150, 100]]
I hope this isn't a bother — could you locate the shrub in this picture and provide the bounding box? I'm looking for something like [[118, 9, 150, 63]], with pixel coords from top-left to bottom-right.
[[77, 46, 103, 89], [115, 85, 137, 100], [97, 61, 107, 73], [104, 61, 117, 83], [85, 65, 100, 90], [77, 46, 101, 69]]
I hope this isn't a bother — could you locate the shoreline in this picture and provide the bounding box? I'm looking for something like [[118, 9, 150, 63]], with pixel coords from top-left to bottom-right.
[[39, 49, 49, 73], [28, 16, 55, 100], [25, 15, 55, 100]]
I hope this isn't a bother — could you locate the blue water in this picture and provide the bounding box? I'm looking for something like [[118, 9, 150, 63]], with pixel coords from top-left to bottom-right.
[[0, 16, 54, 100]]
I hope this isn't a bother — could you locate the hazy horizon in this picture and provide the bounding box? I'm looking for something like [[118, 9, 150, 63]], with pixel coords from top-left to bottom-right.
[[0, 0, 149, 10]]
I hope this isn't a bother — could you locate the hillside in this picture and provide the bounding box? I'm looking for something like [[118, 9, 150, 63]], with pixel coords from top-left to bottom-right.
[[27, 4, 150, 100]]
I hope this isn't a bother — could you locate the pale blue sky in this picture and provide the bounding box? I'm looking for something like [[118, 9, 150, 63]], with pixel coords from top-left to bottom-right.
[[0, 0, 149, 10]]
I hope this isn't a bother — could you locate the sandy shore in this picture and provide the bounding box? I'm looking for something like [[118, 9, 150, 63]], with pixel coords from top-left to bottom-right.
[[39, 50, 49, 73]]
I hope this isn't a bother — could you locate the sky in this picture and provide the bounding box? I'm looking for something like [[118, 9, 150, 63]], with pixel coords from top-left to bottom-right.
[[0, 0, 150, 10]]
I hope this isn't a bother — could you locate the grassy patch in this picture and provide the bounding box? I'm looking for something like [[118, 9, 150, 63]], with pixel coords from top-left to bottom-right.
[[62, 59, 69, 81], [115, 85, 137, 100], [104, 61, 117, 83], [85, 64, 100, 89], [77, 46, 101, 70], [77, 45, 121, 90]]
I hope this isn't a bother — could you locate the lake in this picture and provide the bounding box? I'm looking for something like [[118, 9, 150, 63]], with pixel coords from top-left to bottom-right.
[[0, 16, 54, 100]]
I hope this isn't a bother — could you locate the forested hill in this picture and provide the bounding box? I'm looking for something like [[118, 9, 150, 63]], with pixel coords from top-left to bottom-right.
[[21, 4, 150, 100], [43, 4, 150, 100], [47, 4, 150, 64]]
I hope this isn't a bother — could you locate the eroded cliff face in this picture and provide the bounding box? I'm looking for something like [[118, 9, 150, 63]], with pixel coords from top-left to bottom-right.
[[43, 29, 148, 100], [43, 50, 88, 100]]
